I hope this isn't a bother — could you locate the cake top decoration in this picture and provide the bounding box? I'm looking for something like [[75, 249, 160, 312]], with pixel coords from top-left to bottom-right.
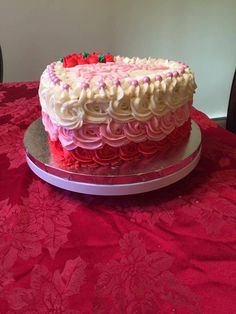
[[61, 51, 114, 68]]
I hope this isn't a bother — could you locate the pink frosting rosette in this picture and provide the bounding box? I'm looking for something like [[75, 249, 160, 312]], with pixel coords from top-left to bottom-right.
[[123, 121, 146, 142], [73, 124, 102, 149], [100, 120, 130, 147], [145, 116, 166, 141], [159, 112, 175, 134], [173, 103, 189, 127], [58, 127, 76, 150], [42, 112, 59, 141]]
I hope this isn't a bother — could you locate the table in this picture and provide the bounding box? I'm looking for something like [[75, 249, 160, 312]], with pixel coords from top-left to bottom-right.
[[0, 81, 236, 314]]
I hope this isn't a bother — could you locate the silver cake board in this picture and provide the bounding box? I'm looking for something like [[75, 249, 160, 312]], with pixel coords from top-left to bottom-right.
[[24, 118, 202, 196]]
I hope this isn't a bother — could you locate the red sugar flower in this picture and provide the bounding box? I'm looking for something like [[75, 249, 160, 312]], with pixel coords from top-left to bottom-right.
[[62, 51, 114, 67], [87, 54, 99, 64], [63, 53, 78, 68], [105, 53, 114, 62]]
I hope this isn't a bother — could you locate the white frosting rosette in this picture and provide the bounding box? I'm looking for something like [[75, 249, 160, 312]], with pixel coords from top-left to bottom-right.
[[39, 55, 196, 129]]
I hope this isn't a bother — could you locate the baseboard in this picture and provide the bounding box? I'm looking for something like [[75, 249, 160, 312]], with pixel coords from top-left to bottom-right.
[[212, 117, 226, 128]]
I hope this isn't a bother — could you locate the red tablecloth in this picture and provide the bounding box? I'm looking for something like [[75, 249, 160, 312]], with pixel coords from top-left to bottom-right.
[[1, 81, 236, 314]]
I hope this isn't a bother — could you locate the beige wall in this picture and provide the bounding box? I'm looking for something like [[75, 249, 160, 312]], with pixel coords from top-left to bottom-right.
[[112, 0, 236, 118], [1, 0, 236, 118], [0, 0, 113, 82]]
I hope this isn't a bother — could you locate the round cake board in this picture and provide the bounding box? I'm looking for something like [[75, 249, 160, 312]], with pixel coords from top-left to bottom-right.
[[24, 119, 202, 196]]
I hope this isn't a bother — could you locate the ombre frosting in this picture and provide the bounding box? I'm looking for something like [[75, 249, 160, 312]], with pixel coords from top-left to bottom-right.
[[39, 53, 197, 167], [49, 119, 191, 168], [42, 101, 191, 151]]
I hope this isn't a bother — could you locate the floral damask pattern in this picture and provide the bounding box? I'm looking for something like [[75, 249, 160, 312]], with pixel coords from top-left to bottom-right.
[[0, 179, 79, 299], [0, 125, 26, 169], [21, 179, 78, 259], [1, 81, 236, 313], [203, 141, 236, 167], [129, 169, 236, 237], [6, 257, 86, 313], [0, 82, 40, 169], [1, 96, 41, 128], [129, 197, 185, 229], [0, 82, 39, 105], [94, 232, 200, 314]]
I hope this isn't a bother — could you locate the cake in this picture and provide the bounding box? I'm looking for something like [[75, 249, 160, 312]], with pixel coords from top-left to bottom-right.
[[39, 52, 197, 169]]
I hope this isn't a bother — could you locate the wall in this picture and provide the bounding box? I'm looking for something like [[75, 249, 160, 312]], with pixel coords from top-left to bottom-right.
[[112, 0, 236, 118], [1, 0, 236, 118], [0, 0, 113, 82]]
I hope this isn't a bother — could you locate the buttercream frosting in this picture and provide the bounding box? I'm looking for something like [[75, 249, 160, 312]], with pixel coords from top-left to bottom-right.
[[39, 53, 196, 168], [39, 56, 196, 129], [49, 119, 191, 168], [42, 101, 191, 150]]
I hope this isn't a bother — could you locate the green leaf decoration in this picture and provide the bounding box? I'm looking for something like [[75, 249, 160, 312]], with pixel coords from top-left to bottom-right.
[[98, 54, 105, 62], [82, 52, 89, 58]]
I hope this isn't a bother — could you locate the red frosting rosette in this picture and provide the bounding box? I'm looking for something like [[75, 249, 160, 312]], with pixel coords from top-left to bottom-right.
[[93, 145, 120, 166], [138, 140, 159, 156], [71, 147, 94, 163], [155, 138, 170, 152], [168, 120, 191, 145], [119, 143, 139, 160], [49, 139, 78, 168], [62, 51, 114, 68], [49, 139, 65, 162]]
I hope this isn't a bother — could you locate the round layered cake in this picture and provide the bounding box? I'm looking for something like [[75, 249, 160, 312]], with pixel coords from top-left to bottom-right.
[[39, 52, 197, 168]]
